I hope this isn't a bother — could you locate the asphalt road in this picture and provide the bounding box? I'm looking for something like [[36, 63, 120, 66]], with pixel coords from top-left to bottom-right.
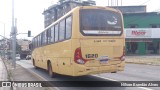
[[16, 60, 160, 90]]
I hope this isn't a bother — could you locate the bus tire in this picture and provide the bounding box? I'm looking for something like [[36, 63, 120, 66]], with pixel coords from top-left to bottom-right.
[[48, 62, 55, 78]]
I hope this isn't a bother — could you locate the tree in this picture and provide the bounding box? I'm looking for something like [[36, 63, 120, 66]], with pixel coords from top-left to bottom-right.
[[16, 42, 21, 54]]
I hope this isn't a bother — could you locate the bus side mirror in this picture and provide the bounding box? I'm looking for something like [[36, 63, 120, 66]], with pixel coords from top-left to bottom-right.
[[28, 30, 31, 37]]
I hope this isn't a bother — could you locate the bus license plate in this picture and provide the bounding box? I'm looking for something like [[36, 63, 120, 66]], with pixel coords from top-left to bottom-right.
[[100, 59, 108, 64]]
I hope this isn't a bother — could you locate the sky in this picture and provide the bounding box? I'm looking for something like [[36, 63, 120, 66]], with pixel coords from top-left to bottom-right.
[[0, 0, 160, 40]]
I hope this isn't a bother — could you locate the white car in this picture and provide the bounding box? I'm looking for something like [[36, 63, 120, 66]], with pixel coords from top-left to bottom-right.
[[26, 55, 31, 60], [16, 54, 20, 60]]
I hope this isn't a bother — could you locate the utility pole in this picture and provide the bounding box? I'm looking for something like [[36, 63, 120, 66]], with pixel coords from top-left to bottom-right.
[[11, 0, 16, 68]]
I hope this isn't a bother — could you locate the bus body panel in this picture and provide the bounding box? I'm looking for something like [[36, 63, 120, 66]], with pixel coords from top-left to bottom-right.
[[80, 38, 124, 66], [72, 61, 125, 76], [32, 39, 72, 75], [70, 38, 125, 76]]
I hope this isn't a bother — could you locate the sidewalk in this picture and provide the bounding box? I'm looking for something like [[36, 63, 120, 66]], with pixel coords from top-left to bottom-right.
[[126, 55, 160, 65], [1, 58, 54, 90], [0, 58, 10, 90], [0, 58, 8, 81]]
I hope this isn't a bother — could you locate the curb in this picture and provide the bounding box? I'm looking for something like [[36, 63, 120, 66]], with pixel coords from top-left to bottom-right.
[[126, 62, 160, 66], [22, 66, 59, 90]]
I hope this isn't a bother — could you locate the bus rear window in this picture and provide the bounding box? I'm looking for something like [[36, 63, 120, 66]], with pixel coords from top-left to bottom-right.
[[80, 9, 123, 36]]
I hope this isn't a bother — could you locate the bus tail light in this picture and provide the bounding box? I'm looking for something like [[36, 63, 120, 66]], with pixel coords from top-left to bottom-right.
[[120, 46, 125, 61], [74, 47, 88, 64]]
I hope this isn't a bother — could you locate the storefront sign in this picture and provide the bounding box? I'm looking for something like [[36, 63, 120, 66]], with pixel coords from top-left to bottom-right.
[[126, 29, 151, 38], [125, 28, 160, 38]]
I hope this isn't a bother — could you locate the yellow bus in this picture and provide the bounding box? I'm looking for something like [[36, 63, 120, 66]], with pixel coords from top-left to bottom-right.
[[31, 6, 125, 77]]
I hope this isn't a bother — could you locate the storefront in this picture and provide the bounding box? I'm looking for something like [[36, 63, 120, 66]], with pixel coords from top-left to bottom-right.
[[125, 28, 160, 55]]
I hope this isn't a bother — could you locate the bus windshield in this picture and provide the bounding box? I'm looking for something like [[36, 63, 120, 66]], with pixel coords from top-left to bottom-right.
[[80, 9, 123, 36]]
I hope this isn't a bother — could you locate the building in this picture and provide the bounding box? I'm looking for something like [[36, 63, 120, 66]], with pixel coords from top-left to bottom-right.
[[17, 39, 31, 51], [110, 5, 160, 55], [124, 12, 160, 55], [16, 39, 31, 59], [109, 5, 160, 55], [43, 0, 96, 28], [110, 5, 146, 13]]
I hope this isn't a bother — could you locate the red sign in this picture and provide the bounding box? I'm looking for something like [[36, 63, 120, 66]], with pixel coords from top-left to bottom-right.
[[132, 31, 146, 36]]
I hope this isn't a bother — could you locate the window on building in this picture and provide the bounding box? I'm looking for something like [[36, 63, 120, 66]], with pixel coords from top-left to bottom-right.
[[66, 16, 72, 39], [146, 42, 159, 54], [59, 19, 65, 41], [128, 24, 138, 28], [150, 24, 160, 28]]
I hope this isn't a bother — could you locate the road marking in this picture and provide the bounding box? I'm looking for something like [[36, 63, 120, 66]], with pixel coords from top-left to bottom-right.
[[92, 75, 118, 81], [25, 68, 60, 90], [92, 75, 153, 90], [138, 87, 153, 90]]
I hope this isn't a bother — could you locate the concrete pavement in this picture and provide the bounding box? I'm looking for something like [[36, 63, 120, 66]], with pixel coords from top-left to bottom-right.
[[0, 58, 52, 90], [0, 58, 8, 81], [126, 56, 160, 65], [0, 58, 10, 90]]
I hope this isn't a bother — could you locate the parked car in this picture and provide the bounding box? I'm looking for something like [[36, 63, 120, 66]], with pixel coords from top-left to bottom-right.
[[16, 54, 20, 60], [26, 55, 31, 60]]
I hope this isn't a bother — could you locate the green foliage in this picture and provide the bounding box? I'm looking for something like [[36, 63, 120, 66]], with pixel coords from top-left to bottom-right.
[[16, 42, 21, 54]]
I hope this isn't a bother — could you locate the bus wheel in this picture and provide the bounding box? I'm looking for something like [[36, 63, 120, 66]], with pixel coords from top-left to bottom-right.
[[48, 62, 55, 78]]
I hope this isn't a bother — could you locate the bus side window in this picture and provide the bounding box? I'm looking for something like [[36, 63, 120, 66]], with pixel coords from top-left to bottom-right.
[[41, 33, 43, 46], [41, 32, 45, 45], [39, 34, 41, 46], [37, 36, 39, 47], [51, 26, 55, 43], [47, 29, 51, 44], [44, 31, 47, 45], [32, 39, 35, 49], [59, 19, 65, 40], [55, 24, 59, 42], [66, 16, 72, 39], [34, 38, 36, 48]]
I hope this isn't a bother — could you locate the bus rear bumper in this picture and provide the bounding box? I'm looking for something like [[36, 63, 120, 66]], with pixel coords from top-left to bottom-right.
[[73, 61, 125, 76]]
